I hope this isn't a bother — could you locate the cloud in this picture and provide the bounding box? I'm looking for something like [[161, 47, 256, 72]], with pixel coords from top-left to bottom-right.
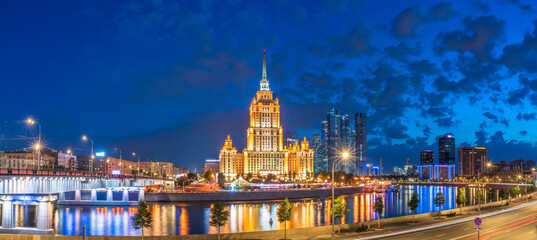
[[391, 2, 456, 38], [385, 41, 421, 62], [516, 112, 537, 121], [500, 20, 537, 73], [309, 23, 373, 58], [520, 130, 528, 136], [437, 16, 506, 61]]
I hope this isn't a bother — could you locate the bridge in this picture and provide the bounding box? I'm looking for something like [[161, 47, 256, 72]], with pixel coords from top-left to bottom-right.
[[0, 174, 174, 235]]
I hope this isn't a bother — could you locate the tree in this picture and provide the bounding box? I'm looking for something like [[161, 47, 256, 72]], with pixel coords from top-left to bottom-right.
[[203, 170, 214, 181], [277, 198, 293, 240], [246, 172, 253, 181], [408, 192, 419, 223], [474, 189, 483, 215], [187, 172, 198, 181], [331, 196, 350, 234], [456, 188, 467, 215], [487, 188, 495, 207], [514, 186, 521, 197], [177, 176, 190, 190], [266, 173, 276, 183], [209, 201, 230, 240], [218, 173, 226, 189], [507, 186, 515, 202], [373, 195, 384, 228], [433, 192, 446, 217], [132, 200, 153, 240], [499, 189, 505, 204]]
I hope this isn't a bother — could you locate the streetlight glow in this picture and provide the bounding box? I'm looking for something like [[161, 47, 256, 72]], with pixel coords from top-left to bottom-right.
[[342, 152, 350, 159]]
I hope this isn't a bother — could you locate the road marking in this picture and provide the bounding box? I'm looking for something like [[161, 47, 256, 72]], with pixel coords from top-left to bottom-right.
[[436, 234, 446, 237]]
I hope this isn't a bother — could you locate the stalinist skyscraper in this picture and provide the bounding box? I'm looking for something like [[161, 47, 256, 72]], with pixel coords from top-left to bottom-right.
[[219, 48, 314, 179]]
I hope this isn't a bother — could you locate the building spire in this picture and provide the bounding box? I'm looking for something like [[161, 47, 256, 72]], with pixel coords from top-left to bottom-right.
[[262, 47, 267, 79], [260, 47, 270, 91]]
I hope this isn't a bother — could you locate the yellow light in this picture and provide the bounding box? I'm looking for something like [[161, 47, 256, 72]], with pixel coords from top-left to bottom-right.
[[67, 149, 72, 155], [82, 135, 87, 141], [342, 152, 350, 159], [26, 118, 35, 125], [487, 163, 491, 167], [34, 143, 41, 150], [132, 152, 136, 156], [91, 155, 95, 159]]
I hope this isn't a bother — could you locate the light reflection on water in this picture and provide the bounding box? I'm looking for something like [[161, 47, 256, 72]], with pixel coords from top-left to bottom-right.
[[54, 185, 459, 236]]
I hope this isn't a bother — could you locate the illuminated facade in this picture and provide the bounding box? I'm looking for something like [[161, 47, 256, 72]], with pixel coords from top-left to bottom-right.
[[219, 49, 314, 179]]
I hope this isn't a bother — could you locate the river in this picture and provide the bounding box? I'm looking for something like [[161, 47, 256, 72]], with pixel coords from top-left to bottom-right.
[[20, 185, 465, 236]]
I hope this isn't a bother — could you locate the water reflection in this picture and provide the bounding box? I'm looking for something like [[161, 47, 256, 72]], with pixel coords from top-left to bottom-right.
[[54, 185, 459, 236]]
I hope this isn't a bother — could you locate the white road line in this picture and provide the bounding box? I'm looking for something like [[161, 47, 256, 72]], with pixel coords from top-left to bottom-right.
[[354, 201, 537, 240]]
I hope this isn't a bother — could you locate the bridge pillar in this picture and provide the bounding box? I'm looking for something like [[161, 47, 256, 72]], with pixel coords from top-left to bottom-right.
[[123, 189, 129, 202], [107, 188, 113, 202], [37, 196, 53, 230], [91, 189, 97, 201], [1, 196, 14, 228], [138, 189, 145, 201], [75, 190, 81, 201]]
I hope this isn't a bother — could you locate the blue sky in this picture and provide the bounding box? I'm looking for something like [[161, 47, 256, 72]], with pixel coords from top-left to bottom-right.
[[1, 0, 536, 171]]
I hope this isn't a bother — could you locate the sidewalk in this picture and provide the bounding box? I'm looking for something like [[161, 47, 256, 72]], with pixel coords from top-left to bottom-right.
[[289, 196, 536, 240]]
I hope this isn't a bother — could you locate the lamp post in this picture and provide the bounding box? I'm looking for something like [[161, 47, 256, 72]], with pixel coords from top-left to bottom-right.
[[27, 118, 43, 172], [82, 135, 94, 175], [34, 143, 41, 172], [332, 151, 350, 240], [114, 147, 122, 177], [133, 152, 140, 177]]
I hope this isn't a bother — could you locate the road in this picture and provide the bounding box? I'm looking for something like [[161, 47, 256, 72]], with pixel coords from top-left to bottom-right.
[[371, 202, 537, 240]]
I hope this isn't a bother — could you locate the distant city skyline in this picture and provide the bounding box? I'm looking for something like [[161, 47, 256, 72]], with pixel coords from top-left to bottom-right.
[[1, 1, 537, 171]]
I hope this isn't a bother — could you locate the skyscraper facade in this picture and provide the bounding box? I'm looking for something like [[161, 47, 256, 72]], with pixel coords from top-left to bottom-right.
[[312, 133, 324, 173], [355, 113, 367, 175], [439, 135, 456, 165], [458, 147, 488, 177], [219, 49, 314, 179], [420, 150, 434, 165]]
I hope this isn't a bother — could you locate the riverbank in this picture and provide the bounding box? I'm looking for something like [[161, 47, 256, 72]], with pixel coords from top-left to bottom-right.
[[146, 186, 364, 202], [2, 194, 534, 240]]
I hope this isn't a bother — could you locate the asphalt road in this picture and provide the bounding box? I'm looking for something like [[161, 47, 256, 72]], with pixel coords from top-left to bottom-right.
[[376, 202, 537, 240]]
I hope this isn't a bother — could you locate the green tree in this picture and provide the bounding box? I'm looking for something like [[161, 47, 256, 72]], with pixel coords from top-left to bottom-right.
[[218, 173, 226, 189], [499, 189, 505, 204], [132, 201, 153, 240], [266, 173, 277, 183], [456, 188, 467, 215], [514, 186, 521, 197], [408, 192, 420, 223], [433, 192, 446, 217], [246, 172, 253, 181], [187, 172, 198, 180], [277, 198, 294, 240], [176, 176, 190, 190], [331, 196, 350, 234], [507, 186, 515, 202], [203, 170, 214, 181], [373, 195, 384, 228], [474, 189, 483, 214], [487, 188, 495, 207], [209, 201, 230, 240]]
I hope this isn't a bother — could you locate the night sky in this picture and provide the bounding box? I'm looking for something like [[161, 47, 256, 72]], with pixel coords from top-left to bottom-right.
[[1, 1, 537, 171]]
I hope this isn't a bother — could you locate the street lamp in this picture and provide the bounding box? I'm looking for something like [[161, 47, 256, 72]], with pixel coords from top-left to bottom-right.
[[34, 142, 41, 172], [115, 147, 122, 176], [332, 151, 350, 239], [82, 135, 94, 175], [133, 152, 140, 177]]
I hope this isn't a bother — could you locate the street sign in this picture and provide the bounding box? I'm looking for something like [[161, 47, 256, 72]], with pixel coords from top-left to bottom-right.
[[474, 217, 482, 226], [474, 226, 482, 231]]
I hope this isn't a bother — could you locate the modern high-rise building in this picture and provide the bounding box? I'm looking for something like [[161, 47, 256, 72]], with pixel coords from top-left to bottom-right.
[[458, 147, 488, 177], [420, 150, 434, 165], [321, 120, 329, 172], [439, 135, 456, 165], [378, 157, 383, 175], [355, 113, 367, 175], [218, 49, 314, 179], [312, 133, 324, 173]]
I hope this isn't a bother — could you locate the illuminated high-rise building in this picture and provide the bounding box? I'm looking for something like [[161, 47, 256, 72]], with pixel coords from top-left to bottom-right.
[[420, 150, 434, 165], [219, 48, 314, 179], [355, 113, 367, 175], [439, 135, 455, 165]]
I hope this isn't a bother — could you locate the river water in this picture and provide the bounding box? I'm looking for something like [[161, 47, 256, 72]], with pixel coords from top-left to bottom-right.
[[36, 185, 467, 236]]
